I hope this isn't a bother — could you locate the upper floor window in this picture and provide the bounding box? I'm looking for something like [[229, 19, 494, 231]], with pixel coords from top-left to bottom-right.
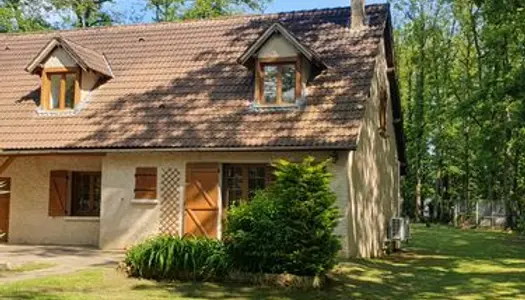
[[42, 68, 80, 110], [256, 58, 302, 106]]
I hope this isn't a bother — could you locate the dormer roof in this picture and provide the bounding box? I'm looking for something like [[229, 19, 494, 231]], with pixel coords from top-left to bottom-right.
[[25, 36, 113, 78], [238, 22, 327, 70]]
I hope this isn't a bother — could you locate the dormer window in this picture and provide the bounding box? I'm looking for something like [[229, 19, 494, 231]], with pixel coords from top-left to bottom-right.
[[25, 36, 113, 112], [43, 68, 80, 110], [257, 58, 301, 105], [237, 23, 328, 108]]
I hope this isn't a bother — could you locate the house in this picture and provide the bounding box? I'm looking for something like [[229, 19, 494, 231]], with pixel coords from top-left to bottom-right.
[[0, 0, 407, 258]]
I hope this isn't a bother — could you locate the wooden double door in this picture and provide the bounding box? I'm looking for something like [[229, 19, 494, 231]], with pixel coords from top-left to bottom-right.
[[184, 163, 220, 238], [0, 178, 10, 242]]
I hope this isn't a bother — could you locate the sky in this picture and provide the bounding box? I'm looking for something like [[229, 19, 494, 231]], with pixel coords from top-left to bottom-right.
[[108, 0, 385, 24], [264, 0, 383, 13]]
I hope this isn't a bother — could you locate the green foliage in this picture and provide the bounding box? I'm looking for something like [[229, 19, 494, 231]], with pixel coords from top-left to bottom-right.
[[147, 0, 271, 22], [393, 0, 525, 227], [224, 157, 341, 276], [124, 236, 230, 281], [0, 0, 51, 32], [51, 0, 114, 28], [516, 216, 525, 235]]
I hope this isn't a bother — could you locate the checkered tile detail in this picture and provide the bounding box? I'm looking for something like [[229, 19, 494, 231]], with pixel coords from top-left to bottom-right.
[[159, 168, 182, 235]]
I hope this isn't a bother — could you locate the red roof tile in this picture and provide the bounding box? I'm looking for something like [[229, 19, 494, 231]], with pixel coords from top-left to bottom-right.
[[0, 5, 389, 151]]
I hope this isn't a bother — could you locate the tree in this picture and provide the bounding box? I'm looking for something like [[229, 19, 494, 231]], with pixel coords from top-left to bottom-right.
[[225, 158, 341, 276], [393, 0, 525, 229], [147, 0, 270, 22], [0, 0, 51, 32], [52, 0, 114, 28]]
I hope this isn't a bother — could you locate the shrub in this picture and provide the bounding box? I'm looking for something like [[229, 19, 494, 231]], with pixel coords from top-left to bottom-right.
[[517, 215, 525, 235], [124, 236, 229, 281], [225, 157, 341, 276]]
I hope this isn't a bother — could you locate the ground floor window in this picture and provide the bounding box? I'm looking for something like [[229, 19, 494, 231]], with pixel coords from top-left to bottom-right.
[[48, 170, 101, 217], [222, 164, 273, 207], [71, 172, 101, 217]]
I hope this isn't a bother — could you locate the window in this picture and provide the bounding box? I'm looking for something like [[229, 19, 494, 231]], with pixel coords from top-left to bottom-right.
[[256, 58, 302, 105], [134, 167, 157, 200], [222, 164, 273, 207], [71, 172, 101, 216], [42, 68, 80, 110], [48, 170, 101, 217]]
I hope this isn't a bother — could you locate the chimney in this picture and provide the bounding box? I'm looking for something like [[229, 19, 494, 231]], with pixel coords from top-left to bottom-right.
[[351, 0, 366, 29]]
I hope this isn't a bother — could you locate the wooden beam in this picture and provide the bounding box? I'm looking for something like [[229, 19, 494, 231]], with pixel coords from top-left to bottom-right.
[[0, 157, 15, 175]]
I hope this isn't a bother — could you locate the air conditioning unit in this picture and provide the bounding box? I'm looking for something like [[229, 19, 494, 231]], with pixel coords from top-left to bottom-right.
[[388, 217, 410, 241]]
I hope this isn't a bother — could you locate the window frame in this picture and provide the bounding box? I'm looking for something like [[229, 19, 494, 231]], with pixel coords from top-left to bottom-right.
[[70, 171, 102, 217], [41, 67, 81, 111], [255, 56, 302, 106], [222, 164, 274, 208]]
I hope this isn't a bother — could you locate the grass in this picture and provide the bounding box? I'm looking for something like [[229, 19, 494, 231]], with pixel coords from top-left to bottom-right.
[[9, 262, 57, 273], [0, 225, 524, 299], [0, 262, 57, 278]]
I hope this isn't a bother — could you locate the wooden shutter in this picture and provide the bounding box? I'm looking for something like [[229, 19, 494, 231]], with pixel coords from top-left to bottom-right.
[[49, 171, 69, 217], [134, 167, 157, 199], [0, 178, 10, 242], [184, 163, 219, 238]]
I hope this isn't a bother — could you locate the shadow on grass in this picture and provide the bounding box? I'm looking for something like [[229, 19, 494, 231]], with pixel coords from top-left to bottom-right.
[[0, 290, 62, 299], [1, 225, 524, 299], [331, 225, 525, 299], [131, 281, 346, 300], [129, 225, 525, 300]]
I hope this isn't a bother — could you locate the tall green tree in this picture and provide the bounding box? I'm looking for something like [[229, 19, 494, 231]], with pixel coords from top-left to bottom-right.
[[393, 0, 525, 229], [52, 0, 114, 28], [148, 0, 270, 22]]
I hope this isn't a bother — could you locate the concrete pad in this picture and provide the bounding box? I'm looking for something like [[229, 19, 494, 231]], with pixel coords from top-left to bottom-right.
[[0, 244, 125, 283]]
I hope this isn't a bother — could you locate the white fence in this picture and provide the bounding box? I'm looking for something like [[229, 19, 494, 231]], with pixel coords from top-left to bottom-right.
[[454, 200, 506, 228]]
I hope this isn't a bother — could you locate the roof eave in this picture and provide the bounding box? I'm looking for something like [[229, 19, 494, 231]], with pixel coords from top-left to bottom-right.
[[0, 145, 358, 155], [384, 8, 408, 176]]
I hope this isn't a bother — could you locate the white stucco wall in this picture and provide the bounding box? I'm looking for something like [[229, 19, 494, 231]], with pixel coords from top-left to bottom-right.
[[2, 156, 102, 246], [98, 151, 349, 250], [80, 71, 98, 101], [44, 48, 77, 68], [1, 148, 382, 256], [257, 35, 298, 58], [345, 39, 400, 258]]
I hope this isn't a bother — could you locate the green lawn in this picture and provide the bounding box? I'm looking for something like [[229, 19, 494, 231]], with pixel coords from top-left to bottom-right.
[[1, 225, 524, 299], [0, 262, 56, 278]]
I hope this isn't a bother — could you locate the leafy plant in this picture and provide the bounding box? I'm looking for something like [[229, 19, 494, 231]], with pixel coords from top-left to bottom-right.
[[225, 157, 341, 276], [516, 216, 525, 235], [124, 236, 229, 281]]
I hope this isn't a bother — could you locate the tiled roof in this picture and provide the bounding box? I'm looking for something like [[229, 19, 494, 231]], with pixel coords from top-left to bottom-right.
[[59, 37, 113, 77], [0, 5, 389, 151]]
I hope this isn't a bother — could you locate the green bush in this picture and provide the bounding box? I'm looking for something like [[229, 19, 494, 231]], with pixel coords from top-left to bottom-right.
[[124, 236, 229, 281], [517, 215, 525, 235], [224, 157, 341, 276]]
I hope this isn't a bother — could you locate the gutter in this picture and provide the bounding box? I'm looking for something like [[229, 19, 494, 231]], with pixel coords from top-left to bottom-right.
[[0, 145, 357, 156]]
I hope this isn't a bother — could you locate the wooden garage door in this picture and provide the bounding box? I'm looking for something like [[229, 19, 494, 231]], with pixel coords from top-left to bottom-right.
[[0, 178, 10, 242], [184, 163, 219, 238]]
